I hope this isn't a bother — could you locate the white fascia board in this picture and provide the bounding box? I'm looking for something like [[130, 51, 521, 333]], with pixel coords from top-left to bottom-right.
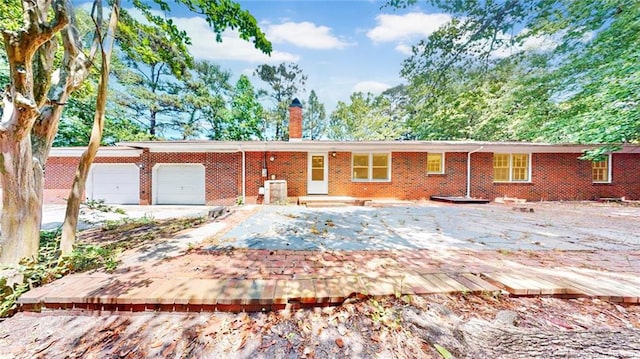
[[472, 142, 640, 154], [51, 147, 143, 157], [117, 141, 478, 153], [115, 141, 640, 154], [619, 144, 640, 153], [116, 141, 242, 153]]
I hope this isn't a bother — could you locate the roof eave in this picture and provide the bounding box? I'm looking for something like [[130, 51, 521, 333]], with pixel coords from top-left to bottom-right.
[[114, 140, 640, 154]]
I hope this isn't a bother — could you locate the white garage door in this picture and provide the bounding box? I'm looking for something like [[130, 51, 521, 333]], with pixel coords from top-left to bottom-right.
[[154, 164, 205, 205], [87, 164, 140, 204]]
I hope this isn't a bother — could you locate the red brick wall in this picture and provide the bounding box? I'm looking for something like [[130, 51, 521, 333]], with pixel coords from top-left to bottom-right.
[[288, 107, 303, 140], [245, 151, 307, 204], [611, 154, 640, 199], [327, 152, 468, 199], [471, 152, 640, 201], [19, 149, 640, 204], [147, 152, 240, 205], [139, 149, 151, 205]]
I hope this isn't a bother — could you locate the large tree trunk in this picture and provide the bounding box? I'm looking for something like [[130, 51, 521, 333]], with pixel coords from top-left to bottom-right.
[[0, 0, 96, 265], [0, 3, 69, 264], [61, 1, 119, 255], [150, 111, 157, 136], [0, 133, 42, 264]]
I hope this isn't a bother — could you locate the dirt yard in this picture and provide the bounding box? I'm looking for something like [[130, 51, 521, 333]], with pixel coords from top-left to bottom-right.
[[0, 200, 639, 358], [1, 294, 639, 358]]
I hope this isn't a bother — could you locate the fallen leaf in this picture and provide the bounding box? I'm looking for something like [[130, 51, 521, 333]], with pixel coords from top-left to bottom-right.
[[434, 344, 452, 359], [161, 341, 177, 356], [236, 334, 247, 351], [335, 338, 344, 348], [548, 318, 574, 330]]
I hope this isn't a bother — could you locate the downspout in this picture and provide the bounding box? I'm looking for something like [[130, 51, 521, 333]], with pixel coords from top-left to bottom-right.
[[240, 146, 246, 205], [466, 146, 484, 198]]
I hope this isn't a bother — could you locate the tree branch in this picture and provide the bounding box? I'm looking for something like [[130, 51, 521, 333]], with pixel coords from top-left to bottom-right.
[[88, 0, 103, 60], [32, 1, 93, 163], [23, 0, 41, 32], [21, 0, 71, 55], [432, 0, 518, 87]]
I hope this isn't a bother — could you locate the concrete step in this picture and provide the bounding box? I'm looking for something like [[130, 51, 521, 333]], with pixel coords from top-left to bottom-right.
[[305, 202, 349, 208], [298, 196, 365, 207]]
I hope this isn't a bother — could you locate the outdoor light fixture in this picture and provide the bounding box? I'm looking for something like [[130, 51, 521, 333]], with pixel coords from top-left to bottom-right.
[[269, 155, 275, 162], [332, 152, 336, 157]]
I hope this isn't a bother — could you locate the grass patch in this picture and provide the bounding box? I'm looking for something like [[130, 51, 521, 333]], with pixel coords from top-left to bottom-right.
[[1, 215, 208, 318], [81, 215, 208, 251], [368, 297, 402, 330], [83, 199, 126, 215], [1, 229, 117, 317]]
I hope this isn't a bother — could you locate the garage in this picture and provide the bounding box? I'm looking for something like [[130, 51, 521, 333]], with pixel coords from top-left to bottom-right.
[[154, 164, 206, 205], [86, 164, 140, 204]]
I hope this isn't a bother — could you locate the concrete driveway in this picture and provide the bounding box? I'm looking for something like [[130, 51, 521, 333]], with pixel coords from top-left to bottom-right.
[[216, 201, 640, 251], [40, 204, 214, 231]]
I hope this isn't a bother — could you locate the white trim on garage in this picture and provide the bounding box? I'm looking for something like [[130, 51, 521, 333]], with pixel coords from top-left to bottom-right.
[[153, 163, 206, 205], [51, 147, 143, 157], [87, 164, 140, 204]]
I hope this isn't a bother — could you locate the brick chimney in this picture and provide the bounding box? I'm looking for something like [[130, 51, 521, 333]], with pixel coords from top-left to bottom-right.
[[288, 98, 302, 141]]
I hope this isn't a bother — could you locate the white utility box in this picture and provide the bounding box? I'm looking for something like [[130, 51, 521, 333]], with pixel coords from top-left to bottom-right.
[[264, 180, 287, 204]]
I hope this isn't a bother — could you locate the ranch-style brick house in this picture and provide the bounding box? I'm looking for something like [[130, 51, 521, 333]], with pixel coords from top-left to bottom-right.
[[38, 99, 640, 205]]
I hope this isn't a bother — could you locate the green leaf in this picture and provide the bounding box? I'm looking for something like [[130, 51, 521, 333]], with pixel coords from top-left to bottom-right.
[[434, 344, 453, 359], [394, 0, 639, 148]]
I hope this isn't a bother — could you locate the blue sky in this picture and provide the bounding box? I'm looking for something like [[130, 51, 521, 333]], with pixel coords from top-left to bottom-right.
[[115, 0, 551, 114], [161, 0, 452, 112]]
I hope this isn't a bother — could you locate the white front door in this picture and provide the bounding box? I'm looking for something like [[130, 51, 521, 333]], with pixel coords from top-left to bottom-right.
[[308, 153, 329, 194]]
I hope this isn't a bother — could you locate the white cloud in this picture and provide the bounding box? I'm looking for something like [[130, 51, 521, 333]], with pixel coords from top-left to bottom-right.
[[116, 8, 298, 63], [367, 12, 451, 43], [491, 29, 557, 58], [352, 81, 392, 94], [395, 44, 413, 56], [170, 17, 299, 63], [265, 21, 352, 50], [521, 34, 556, 52], [581, 30, 595, 43]]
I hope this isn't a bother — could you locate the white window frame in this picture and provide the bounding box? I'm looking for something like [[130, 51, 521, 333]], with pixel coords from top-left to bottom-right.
[[427, 152, 445, 174], [493, 153, 532, 183], [592, 154, 612, 184], [351, 152, 391, 182]]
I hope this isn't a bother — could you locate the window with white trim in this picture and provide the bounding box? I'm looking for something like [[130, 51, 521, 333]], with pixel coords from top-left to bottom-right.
[[493, 153, 530, 182], [352, 153, 390, 181], [427, 153, 444, 174], [592, 155, 611, 183]]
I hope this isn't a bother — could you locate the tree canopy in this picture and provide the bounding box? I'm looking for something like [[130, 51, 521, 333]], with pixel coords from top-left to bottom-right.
[[0, 0, 271, 264], [303, 90, 327, 140], [226, 74, 264, 141], [392, 0, 639, 156], [329, 92, 406, 141], [254, 63, 307, 141]]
